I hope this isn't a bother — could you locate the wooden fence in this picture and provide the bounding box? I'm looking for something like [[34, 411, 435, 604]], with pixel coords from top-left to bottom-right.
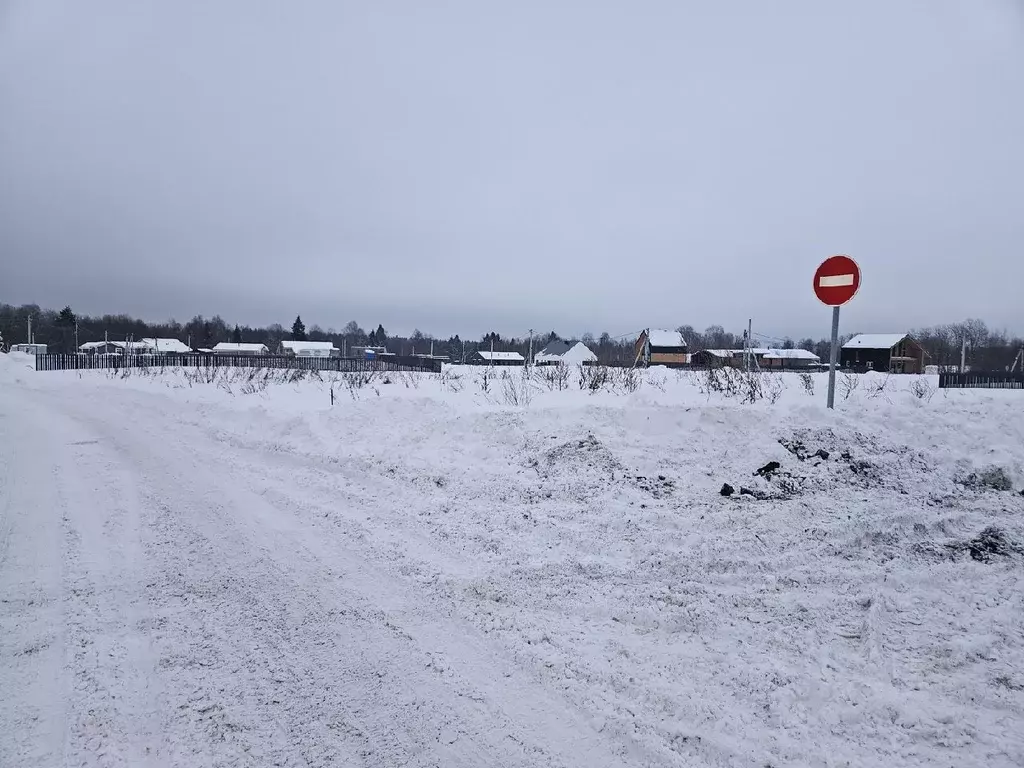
[[938, 371, 1024, 389], [33, 353, 444, 374]]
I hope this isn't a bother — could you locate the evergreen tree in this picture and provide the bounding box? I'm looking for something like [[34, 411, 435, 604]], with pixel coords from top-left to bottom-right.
[[291, 315, 307, 341], [232, 325, 242, 344], [56, 305, 77, 352], [375, 324, 387, 343]]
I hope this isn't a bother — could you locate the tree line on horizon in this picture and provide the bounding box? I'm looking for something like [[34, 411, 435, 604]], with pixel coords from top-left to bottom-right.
[[1, 302, 1021, 370]]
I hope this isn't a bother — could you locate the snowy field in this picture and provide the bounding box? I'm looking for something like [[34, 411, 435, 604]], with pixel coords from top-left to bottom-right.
[[2, 353, 1023, 767]]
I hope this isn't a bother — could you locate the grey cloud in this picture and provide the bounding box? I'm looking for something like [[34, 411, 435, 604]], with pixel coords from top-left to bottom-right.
[[2, 0, 1023, 339]]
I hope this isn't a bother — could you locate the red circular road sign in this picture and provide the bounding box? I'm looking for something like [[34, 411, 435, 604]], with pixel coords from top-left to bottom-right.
[[813, 255, 861, 306]]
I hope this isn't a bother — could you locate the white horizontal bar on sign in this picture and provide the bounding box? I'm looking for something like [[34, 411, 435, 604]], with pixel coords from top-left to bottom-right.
[[819, 274, 855, 288]]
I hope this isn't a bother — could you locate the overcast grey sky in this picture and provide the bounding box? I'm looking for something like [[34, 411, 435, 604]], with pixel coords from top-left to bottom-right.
[[2, 1, 1023, 339]]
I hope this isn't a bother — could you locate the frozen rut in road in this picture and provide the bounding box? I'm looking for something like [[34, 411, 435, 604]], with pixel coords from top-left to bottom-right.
[[0, 384, 637, 767]]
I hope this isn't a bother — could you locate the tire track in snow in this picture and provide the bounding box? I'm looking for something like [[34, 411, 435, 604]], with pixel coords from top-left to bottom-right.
[[46, 390, 644, 766]]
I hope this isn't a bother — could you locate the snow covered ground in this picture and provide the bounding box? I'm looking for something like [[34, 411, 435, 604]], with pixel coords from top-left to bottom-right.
[[2, 355, 1023, 767]]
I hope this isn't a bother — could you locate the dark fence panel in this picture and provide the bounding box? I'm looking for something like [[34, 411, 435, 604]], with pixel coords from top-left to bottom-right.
[[34, 353, 443, 374], [938, 371, 1024, 389]]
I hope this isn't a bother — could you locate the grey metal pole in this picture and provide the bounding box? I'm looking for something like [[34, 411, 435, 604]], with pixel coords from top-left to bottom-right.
[[827, 305, 840, 409]]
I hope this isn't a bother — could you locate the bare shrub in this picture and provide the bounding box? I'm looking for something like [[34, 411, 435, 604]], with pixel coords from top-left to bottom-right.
[[502, 372, 536, 406], [908, 378, 936, 402], [865, 373, 894, 401], [799, 372, 815, 396], [534, 364, 571, 391], [740, 370, 763, 404], [840, 371, 860, 401], [611, 366, 642, 394], [764, 373, 784, 404], [476, 367, 494, 394], [578, 364, 611, 392], [438, 368, 464, 393], [648, 371, 667, 393]]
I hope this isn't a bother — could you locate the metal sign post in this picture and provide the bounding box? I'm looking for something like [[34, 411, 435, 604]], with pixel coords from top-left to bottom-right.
[[827, 306, 840, 409], [813, 255, 861, 410]]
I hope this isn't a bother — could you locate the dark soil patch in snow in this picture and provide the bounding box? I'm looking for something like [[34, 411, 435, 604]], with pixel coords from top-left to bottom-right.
[[941, 526, 1023, 563], [958, 467, 1014, 493]]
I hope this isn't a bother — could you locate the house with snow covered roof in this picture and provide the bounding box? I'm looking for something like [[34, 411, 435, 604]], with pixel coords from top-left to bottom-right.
[[759, 348, 821, 369], [210, 342, 270, 356], [473, 350, 524, 366], [280, 340, 339, 358], [140, 338, 193, 355], [534, 340, 598, 366], [840, 333, 925, 374], [634, 329, 688, 367], [79, 340, 155, 355]]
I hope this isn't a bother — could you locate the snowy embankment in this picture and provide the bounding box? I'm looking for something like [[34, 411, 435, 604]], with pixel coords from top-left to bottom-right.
[[2, 359, 1022, 767]]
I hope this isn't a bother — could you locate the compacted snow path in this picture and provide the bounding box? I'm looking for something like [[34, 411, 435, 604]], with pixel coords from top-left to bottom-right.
[[0, 383, 640, 767]]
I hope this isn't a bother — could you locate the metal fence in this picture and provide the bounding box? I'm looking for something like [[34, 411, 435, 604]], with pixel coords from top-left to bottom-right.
[[938, 371, 1024, 389], [33, 353, 444, 374]]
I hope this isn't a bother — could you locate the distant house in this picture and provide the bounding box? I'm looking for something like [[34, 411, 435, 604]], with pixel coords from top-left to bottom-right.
[[534, 340, 598, 366], [79, 340, 155, 355], [11, 343, 47, 355], [140, 338, 193, 355], [689, 349, 734, 367], [79, 341, 121, 355], [351, 345, 391, 360], [759, 348, 821, 369], [841, 334, 925, 374], [635, 329, 688, 367], [474, 350, 524, 365], [280, 340, 339, 358], [210, 342, 269, 356]]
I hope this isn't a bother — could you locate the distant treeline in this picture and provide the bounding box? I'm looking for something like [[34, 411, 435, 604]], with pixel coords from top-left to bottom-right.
[[1, 303, 1021, 369]]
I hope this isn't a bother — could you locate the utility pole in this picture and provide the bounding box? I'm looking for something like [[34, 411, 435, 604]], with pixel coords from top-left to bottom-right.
[[527, 329, 534, 368], [490, 336, 494, 367], [75, 320, 79, 353], [747, 318, 753, 372], [27, 315, 32, 345], [961, 337, 968, 373]]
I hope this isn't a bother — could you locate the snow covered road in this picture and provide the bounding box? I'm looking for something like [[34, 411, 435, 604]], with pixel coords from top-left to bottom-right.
[[3, 361, 1024, 767], [1, 382, 636, 767]]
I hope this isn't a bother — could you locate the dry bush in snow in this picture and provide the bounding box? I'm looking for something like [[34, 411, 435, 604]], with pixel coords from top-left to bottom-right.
[[611, 366, 642, 394], [578, 364, 611, 392], [501, 371, 536, 407], [908, 378, 937, 402], [647, 372, 667, 392], [799, 372, 815, 396], [763, 373, 784, 404], [437, 368, 464, 393], [840, 371, 860, 401], [866, 373, 893, 400], [476, 367, 495, 394], [534, 364, 571, 391]]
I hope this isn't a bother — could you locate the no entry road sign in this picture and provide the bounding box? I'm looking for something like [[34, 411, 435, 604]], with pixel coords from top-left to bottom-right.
[[813, 255, 861, 306]]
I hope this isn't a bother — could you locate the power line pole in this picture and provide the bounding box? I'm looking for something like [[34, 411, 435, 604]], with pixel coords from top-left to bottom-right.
[[75, 320, 79, 353], [961, 337, 968, 373], [527, 329, 534, 368], [27, 314, 32, 345]]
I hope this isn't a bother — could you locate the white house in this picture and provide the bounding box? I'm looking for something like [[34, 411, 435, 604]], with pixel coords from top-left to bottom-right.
[[280, 340, 338, 358], [140, 338, 193, 355], [535, 340, 598, 366], [210, 342, 269, 356]]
